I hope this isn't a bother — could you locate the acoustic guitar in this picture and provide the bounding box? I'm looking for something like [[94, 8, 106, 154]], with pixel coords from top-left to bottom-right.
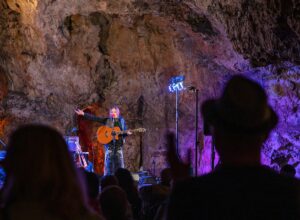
[[97, 126, 146, 144]]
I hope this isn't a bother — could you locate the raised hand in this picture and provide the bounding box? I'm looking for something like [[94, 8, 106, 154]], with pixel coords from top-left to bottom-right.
[[75, 109, 84, 116], [166, 132, 191, 182]]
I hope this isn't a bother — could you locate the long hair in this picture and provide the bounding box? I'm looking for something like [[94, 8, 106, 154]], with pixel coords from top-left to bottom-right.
[[1, 124, 91, 219]]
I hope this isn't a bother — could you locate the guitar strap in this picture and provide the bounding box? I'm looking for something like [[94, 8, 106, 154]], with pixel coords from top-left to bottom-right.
[[120, 117, 126, 143], [120, 117, 125, 130]]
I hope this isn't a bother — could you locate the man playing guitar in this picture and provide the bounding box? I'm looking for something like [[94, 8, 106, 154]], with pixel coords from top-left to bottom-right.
[[75, 106, 132, 175]]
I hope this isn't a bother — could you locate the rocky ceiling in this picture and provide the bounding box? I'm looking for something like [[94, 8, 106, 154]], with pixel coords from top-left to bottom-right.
[[0, 0, 299, 175]]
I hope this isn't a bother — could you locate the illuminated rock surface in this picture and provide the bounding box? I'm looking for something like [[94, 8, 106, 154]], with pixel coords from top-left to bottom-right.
[[0, 0, 299, 175]]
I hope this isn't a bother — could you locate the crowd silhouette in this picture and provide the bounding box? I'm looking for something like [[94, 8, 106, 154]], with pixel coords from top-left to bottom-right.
[[0, 125, 100, 220], [0, 75, 299, 220]]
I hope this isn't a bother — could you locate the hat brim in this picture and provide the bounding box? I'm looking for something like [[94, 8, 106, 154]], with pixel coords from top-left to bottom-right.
[[201, 99, 278, 135]]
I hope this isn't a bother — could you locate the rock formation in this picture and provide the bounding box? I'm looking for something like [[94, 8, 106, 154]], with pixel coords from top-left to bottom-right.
[[0, 0, 299, 176]]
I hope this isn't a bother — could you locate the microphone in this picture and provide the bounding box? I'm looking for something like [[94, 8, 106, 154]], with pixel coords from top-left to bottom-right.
[[186, 85, 198, 92]]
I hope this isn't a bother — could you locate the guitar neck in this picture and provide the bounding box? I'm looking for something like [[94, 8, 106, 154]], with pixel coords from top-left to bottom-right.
[[115, 127, 145, 135], [117, 129, 132, 135], [116, 129, 141, 135]]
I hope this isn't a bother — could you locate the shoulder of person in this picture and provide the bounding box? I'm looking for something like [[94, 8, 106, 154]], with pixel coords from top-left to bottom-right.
[[82, 213, 105, 220]]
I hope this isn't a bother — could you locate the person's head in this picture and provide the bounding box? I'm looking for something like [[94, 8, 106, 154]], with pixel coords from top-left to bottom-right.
[[99, 185, 129, 220], [201, 75, 278, 165], [280, 164, 296, 177], [109, 106, 120, 118], [83, 170, 100, 199], [2, 124, 89, 217], [115, 168, 134, 191], [160, 168, 172, 186], [101, 175, 119, 191]]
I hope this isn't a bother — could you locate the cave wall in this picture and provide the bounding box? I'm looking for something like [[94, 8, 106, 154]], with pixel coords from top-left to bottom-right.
[[0, 0, 299, 176]]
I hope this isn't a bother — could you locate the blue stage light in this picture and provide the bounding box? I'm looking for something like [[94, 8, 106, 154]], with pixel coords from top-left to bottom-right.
[[168, 75, 186, 160], [168, 76, 185, 92]]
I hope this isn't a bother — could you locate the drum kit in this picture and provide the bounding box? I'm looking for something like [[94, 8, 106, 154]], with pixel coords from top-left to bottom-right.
[[64, 136, 89, 169]]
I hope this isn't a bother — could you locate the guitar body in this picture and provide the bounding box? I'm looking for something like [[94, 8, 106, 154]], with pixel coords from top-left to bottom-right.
[[97, 126, 122, 145], [97, 126, 146, 145]]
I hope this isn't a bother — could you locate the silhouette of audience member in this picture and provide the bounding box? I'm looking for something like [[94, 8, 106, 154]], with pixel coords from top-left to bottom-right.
[[100, 175, 119, 191], [115, 168, 142, 220], [140, 168, 172, 220], [0, 124, 102, 220], [280, 164, 296, 178], [99, 185, 131, 220], [166, 75, 300, 220], [83, 170, 101, 215], [160, 168, 172, 187]]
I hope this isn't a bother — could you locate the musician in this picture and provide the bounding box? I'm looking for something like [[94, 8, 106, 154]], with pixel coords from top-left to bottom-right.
[[75, 106, 132, 175]]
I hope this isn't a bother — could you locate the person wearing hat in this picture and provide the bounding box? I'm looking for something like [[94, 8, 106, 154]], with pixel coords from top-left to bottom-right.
[[166, 75, 300, 220]]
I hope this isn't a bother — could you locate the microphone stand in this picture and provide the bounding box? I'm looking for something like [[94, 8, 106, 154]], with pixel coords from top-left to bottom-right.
[[211, 135, 215, 170], [175, 89, 180, 159], [0, 139, 6, 149], [188, 86, 200, 176], [195, 88, 199, 176], [112, 118, 116, 174]]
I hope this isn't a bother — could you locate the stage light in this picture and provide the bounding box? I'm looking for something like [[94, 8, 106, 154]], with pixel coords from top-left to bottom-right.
[[168, 75, 186, 160], [168, 75, 200, 176], [168, 76, 186, 92]]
